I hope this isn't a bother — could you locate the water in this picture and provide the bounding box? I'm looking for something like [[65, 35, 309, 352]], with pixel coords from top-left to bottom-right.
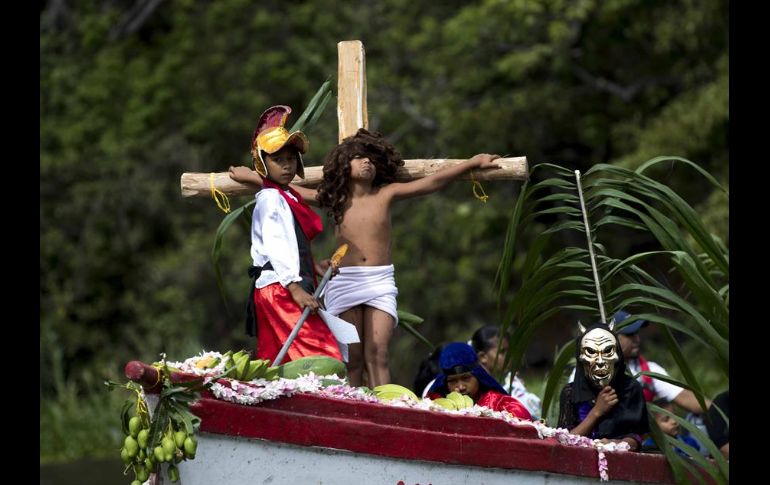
[[40, 457, 128, 485]]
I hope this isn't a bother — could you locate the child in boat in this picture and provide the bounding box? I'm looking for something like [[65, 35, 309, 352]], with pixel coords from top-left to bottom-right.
[[240, 105, 342, 363], [641, 399, 702, 457], [558, 321, 648, 450], [231, 128, 500, 386], [425, 342, 531, 419]]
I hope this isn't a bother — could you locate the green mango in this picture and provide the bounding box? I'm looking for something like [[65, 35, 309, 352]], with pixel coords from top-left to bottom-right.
[[128, 416, 142, 437], [137, 429, 149, 448]]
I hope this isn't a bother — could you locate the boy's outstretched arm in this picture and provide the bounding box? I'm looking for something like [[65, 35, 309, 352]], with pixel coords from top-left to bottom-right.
[[229, 166, 320, 206], [385, 154, 501, 200]]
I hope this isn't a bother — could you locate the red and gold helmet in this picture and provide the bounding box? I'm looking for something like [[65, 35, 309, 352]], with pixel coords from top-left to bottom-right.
[[250, 105, 309, 178]]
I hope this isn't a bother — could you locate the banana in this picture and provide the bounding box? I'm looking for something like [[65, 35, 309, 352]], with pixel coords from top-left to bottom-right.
[[223, 350, 245, 377], [463, 395, 474, 408], [446, 391, 467, 408], [372, 384, 419, 401], [234, 354, 250, 380], [263, 366, 280, 381], [375, 391, 412, 401], [432, 398, 458, 410], [244, 360, 268, 381]]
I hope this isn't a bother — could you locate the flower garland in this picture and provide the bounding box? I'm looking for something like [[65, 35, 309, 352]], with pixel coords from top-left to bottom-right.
[[175, 352, 629, 481]]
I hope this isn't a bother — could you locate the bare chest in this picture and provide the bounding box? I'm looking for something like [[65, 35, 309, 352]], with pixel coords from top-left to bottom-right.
[[341, 197, 391, 232]]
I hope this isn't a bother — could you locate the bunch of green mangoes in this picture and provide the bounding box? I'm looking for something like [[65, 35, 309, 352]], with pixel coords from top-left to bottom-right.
[[120, 411, 198, 484]]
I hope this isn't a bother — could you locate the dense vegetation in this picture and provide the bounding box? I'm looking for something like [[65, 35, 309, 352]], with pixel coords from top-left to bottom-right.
[[41, 0, 727, 463]]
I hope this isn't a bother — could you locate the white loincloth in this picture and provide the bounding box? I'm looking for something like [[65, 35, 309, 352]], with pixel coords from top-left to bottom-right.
[[322, 264, 399, 327]]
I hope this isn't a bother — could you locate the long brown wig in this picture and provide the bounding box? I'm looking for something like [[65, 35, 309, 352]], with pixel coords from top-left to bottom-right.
[[317, 128, 404, 225]]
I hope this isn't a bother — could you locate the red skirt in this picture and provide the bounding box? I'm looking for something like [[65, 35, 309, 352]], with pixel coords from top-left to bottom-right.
[[254, 283, 342, 363]]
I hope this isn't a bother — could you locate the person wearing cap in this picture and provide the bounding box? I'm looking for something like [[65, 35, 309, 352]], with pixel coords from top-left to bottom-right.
[[559, 321, 648, 450], [229, 105, 342, 363], [426, 342, 532, 420], [613, 309, 711, 415]]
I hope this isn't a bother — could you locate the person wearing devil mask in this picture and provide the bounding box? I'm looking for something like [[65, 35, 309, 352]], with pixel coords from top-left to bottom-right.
[[558, 321, 649, 450]]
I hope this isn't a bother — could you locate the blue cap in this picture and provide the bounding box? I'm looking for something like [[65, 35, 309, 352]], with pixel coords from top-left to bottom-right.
[[614, 310, 648, 335]]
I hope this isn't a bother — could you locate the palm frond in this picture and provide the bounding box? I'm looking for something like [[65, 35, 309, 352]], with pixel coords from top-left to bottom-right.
[[496, 157, 728, 481]]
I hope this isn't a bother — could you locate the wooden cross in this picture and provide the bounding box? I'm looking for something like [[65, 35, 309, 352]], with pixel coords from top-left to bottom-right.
[[180, 40, 528, 198]]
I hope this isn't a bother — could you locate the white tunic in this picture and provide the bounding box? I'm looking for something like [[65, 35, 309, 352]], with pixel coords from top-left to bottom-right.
[[250, 188, 302, 289]]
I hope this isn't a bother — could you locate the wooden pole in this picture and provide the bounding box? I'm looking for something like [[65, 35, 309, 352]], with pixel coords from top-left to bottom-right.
[[337, 40, 367, 142], [180, 157, 529, 198], [179, 39, 531, 199]]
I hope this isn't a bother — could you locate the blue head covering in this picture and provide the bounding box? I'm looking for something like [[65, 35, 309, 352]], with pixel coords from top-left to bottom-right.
[[428, 342, 509, 396]]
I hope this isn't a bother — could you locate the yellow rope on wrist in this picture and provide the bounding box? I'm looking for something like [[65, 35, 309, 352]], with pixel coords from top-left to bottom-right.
[[470, 169, 489, 203], [210, 172, 231, 213]]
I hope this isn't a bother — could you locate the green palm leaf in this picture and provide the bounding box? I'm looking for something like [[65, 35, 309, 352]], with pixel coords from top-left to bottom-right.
[[496, 158, 728, 482]]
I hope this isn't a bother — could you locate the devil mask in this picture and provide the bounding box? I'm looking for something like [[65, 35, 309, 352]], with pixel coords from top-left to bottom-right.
[[578, 326, 620, 389]]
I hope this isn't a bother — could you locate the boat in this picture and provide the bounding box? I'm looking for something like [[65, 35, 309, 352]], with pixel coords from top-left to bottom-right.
[[125, 360, 677, 484]]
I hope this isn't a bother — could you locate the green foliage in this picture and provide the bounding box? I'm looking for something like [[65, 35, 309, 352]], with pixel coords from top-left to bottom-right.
[[496, 158, 728, 481], [40, 0, 726, 464]]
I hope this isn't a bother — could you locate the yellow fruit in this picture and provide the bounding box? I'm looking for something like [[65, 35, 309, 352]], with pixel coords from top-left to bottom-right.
[[372, 384, 419, 401], [195, 356, 216, 369], [463, 395, 474, 407], [433, 398, 458, 410], [446, 391, 466, 408], [375, 391, 408, 402]]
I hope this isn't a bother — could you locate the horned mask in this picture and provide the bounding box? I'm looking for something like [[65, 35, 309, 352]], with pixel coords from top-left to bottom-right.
[[577, 320, 620, 389]]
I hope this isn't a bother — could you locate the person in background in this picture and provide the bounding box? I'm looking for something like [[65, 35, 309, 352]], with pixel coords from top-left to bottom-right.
[[412, 343, 447, 398], [641, 399, 702, 457], [427, 342, 531, 420], [470, 325, 542, 420]]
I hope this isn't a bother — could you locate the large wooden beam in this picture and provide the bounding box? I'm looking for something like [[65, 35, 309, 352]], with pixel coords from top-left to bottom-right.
[[337, 40, 367, 142], [179, 157, 529, 198]]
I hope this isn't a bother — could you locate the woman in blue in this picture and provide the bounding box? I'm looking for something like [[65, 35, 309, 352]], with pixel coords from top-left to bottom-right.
[[427, 342, 531, 420]]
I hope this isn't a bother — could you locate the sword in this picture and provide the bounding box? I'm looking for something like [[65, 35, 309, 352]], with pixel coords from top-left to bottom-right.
[[272, 244, 349, 366]]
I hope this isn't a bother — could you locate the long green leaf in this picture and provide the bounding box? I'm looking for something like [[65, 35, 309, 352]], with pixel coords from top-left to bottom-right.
[[540, 341, 575, 423], [212, 200, 256, 311], [650, 403, 729, 481], [289, 79, 333, 132], [399, 320, 434, 350]]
